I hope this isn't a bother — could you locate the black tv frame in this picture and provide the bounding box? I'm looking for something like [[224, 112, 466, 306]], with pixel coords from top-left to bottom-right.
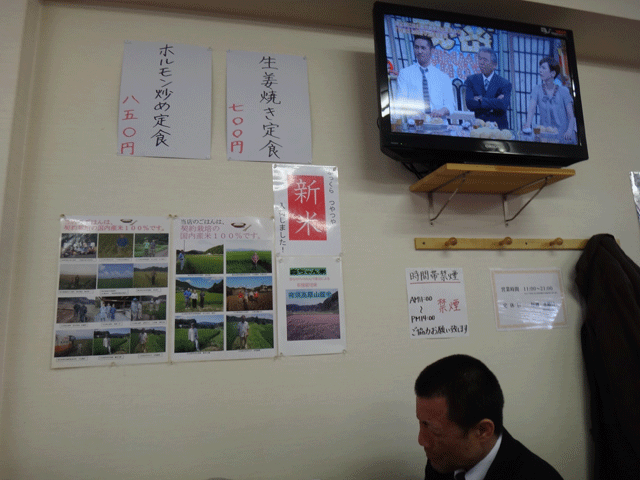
[[373, 1, 589, 177]]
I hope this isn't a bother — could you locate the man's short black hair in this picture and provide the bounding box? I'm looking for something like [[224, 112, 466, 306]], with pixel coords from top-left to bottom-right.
[[413, 35, 434, 49], [414, 354, 504, 434]]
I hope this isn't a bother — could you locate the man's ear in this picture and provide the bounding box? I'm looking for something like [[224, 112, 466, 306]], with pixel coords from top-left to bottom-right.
[[474, 419, 495, 440]]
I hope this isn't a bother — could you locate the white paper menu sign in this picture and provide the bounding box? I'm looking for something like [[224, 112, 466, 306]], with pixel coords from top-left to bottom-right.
[[227, 50, 312, 163], [118, 41, 212, 159], [406, 267, 469, 339], [491, 268, 568, 330]]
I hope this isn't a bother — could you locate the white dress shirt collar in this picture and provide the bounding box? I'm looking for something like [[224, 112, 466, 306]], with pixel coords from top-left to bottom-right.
[[453, 433, 502, 480], [483, 72, 495, 85]]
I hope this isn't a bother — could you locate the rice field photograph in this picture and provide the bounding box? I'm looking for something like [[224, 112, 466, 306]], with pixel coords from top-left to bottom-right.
[[175, 315, 224, 352], [226, 248, 272, 274], [134, 233, 169, 258], [226, 276, 273, 312], [175, 276, 224, 312], [58, 263, 97, 290], [131, 327, 166, 354], [93, 328, 131, 355], [286, 289, 340, 341], [138, 295, 167, 321], [98, 233, 133, 258], [175, 238, 224, 274], [133, 263, 168, 288], [97, 263, 134, 289], [226, 313, 274, 350]]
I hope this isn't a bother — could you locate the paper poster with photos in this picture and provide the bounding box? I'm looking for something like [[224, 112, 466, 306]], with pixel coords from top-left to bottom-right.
[[53, 216, 171, 368], [172, 217, 276, 361], [276, 256, 346, 356]]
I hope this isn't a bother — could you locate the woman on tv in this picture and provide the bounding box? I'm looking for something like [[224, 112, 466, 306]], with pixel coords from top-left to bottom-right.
[[523, 57, 576, 142]]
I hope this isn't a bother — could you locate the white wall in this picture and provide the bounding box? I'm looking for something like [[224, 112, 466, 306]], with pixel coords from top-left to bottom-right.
[[0, 0, 40, 415], [1, 1, 639, 479]]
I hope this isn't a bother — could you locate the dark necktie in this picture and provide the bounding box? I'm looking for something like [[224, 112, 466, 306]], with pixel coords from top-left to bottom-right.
[[454, 471, 466, 480], [484, 78, 490, 91], [421, 67, 431, 113]]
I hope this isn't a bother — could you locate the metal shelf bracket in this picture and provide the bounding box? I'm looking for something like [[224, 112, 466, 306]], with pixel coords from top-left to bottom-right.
[[427, 171, 471, 225], [410, 163, 576, 225], [502, 175, 551, 225]]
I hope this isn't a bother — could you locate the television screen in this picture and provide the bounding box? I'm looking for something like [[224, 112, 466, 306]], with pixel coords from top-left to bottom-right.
[[373, 1, 588, 176]]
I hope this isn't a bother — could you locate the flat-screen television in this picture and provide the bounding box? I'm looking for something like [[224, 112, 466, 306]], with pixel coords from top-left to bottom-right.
[[373, 1, 588, 176]]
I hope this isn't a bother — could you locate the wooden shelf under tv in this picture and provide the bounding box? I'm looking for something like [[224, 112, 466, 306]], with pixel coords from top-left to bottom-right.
[[410, 163, 575, 195], [409, 163, 575, 224]]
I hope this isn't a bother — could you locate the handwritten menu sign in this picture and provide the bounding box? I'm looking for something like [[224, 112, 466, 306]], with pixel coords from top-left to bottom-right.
[[118, 41, 211, 159], [405, 267, 469, 339], [227, 50, 311, 163]]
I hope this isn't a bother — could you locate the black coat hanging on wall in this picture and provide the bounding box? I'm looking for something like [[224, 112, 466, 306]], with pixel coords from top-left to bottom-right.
[[575, 233, 640, 479]]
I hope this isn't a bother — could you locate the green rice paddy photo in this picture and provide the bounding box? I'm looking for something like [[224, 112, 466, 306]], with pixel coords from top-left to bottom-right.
[[226, 314, 274, 350], [138, 295, 167, 321], [98, 233, 134, 258], [133, 264, 168, 288], [93, 329, 131, 355], [176, 244, 224, 274], [97, 264, 134, 289], [134, 234, 169, 258], [175, 316, 224, 352], [131, 328, 166, 353], [226, 249, 272, 274], [175, 277, 224, 312]]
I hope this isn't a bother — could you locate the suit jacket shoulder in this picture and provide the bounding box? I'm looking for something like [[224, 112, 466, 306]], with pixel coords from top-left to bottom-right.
[[494, 74, 511, 89], [424, 428, 563, 480], [485, 429, 564, 480]]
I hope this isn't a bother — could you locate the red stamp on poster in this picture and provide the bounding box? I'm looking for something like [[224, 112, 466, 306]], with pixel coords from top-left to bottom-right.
[[287, 175, 327, 241]]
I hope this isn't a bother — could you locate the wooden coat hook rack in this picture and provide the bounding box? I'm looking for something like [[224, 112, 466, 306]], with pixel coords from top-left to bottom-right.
[[415, 236, 589, 250]]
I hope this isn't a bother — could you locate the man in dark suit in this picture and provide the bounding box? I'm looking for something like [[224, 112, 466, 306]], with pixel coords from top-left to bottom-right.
[[464, 48, 512, 129], [415, 354, 564, 480]]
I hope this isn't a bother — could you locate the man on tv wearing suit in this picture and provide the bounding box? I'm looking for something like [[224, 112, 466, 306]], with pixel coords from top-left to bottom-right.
[[464, 48, 512, 129], [415, 354, 564, 480]]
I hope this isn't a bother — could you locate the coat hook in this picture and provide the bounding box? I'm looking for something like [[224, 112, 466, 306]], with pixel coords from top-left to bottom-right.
[[444, 237, 458, 247], [550, 237, 564, 246], [499, 237, 513, 246]]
